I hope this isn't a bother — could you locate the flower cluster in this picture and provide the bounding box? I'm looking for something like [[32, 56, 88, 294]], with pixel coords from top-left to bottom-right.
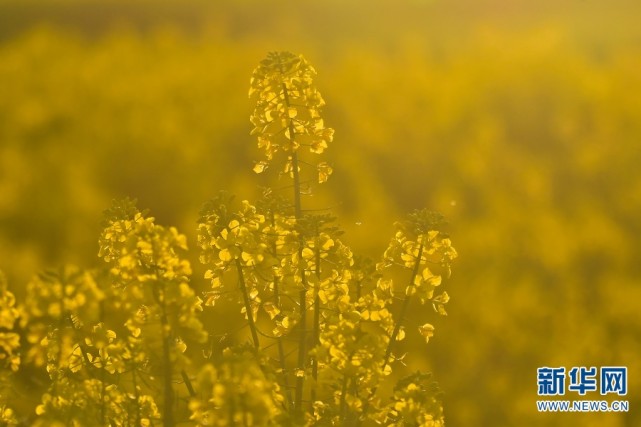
[[194, 53, 458, 425], [386, 372, 445, 427], [19, 266, 104, 367], [99, 199, 192, 289], [99, 199, 206, 349], [197, 196, 278, 315], [189, 347, 284, 426], [34, 375, 160, 427], [381, 209, 458, 328], [20, 265, 161, 426], [99, 199, 207, 425], [250, 51, 334, 183]]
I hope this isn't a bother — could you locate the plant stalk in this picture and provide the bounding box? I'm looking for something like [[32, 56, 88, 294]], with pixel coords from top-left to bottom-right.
[[154, 281, 174, 427], [269, 208, 293, 408], [382, 243, 424, 370], [236, 259, 260, 350], [364, 243, 425, 413], [281, 73, 308, 417], [310, 242, 322, 407]]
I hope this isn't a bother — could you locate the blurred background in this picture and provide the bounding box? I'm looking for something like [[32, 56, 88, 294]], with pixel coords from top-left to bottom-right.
[[1, 0, 640, 425]]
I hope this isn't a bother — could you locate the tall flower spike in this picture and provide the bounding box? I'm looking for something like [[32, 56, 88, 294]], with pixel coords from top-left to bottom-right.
[[249, 51, 335, 183]]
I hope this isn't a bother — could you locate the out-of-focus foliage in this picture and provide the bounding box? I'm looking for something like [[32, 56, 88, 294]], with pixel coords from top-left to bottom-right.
[[0, 0, 640, 425]]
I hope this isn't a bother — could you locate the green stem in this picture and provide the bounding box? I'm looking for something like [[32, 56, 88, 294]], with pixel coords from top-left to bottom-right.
[[339, 347, 361, 423], [65, 314, 94, 371], [365, 243, 425, 411], [382, 243, 423, 370], [131, 367, 141, 426], [155, 282, 174, 427], [310, 241, 321, 408], [274, 281, 293, 409], [99, 300, 106, 426], [270, 208, 293, 408], [294, 287, 307, 416], [281, 73, 308, 417], [100, 351, 106, 425], [339, 374, 349, 419], [235, 259, 260, 350], [229, 370, 237, 425], [280, 76, 302, 218], [181, 369, 196, 397], [291, 153, 303, 220]]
